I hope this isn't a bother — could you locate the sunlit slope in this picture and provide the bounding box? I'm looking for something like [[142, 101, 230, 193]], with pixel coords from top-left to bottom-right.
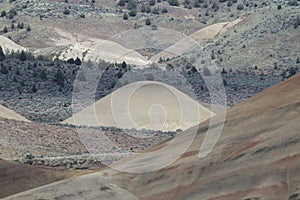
[[0, 35, 26, 53], [0, 104, 30, 122], [62, 81, 213, 131]]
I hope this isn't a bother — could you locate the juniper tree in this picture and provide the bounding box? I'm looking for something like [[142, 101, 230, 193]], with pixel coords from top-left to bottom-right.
[[20, 50, 27, 61], [0, 46, 5, 61]]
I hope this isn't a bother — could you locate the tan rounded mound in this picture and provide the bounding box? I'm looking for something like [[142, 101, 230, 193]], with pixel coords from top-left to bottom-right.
[[0, 104, 30, 122], [0, 35, 26, 53], [62, 81, 213, 131]]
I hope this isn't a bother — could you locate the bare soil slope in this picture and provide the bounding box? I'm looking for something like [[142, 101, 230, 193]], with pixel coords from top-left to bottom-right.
[[4, 74, 300, 199], [62, 81, 213, 131], [0, 159, 92, 199], [0, 36, 26, 54], [0, 104, 30, 122], [151, 17, 245, 62]]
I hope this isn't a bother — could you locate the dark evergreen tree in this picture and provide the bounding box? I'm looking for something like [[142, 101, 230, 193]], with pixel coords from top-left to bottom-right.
[[32, 84, 37, 93], [20, 50, 27, 61], [121, 61, 127, 69], [74, 57, 82, 65], [67, 58, 75, 64], [0, 46, 5, 61]]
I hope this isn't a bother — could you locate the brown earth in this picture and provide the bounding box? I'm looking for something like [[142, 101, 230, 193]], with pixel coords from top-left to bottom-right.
[[0, 159, 95, 199]]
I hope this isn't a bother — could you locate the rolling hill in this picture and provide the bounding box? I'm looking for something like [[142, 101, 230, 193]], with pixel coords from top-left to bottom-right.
[[4, 70, 300, 200]]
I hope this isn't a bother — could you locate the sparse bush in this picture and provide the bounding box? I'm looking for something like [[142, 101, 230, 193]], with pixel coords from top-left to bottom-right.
[[118, 0, 125, 6], [168, 0, 179, 6], [128, 9, 137, 17], [212, 2, 219, 10], [162, 7, 168, 13], [3, 26, 8, 33], [149, 0, 156, 6], [152, 7, 160, 14], [277, 5, 282, 10], [140, 4, 146, 12], [8, 8, 17, 19], [26, 25, 31, 32], [288, 66, 297, 77], [211, 51, 215, 60], [63, 8, 70, 15], [237, 3, 244, 10], [194, 0, 200, 7], [145, 17, 151, 25], [1, 11, 6, 17], [127, 0, 137, 10], [288, 0, 298, 6], [123, 12, 128, 20], [294, 16, 300, 29], [17, 22, 24, 29], [227, 0, 233, 7], [145, 6, 151, 13]]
